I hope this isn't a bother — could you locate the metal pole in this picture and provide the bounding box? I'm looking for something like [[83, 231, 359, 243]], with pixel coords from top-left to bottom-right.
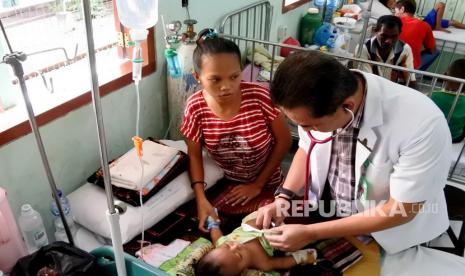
[[2, 52, 75, 246], [81, 1, 126, 275], [355, 0, 373, 61], [2, 16, 75, 246]]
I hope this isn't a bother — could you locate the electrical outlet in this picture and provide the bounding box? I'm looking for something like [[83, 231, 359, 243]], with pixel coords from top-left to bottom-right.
[[182, 0, 188, 7]]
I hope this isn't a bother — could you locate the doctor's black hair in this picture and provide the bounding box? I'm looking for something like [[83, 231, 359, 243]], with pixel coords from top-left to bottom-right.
[[375, 15, 403, 33], [379, 0, 390, 7], [395, 0, 416, 14], [270, 50, 358, 118], [193, 28, 242, 73]]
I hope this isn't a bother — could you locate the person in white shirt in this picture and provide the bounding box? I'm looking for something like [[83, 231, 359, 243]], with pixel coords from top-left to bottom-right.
[[356, 15, 416, 87], [256, 50, 465, 274]]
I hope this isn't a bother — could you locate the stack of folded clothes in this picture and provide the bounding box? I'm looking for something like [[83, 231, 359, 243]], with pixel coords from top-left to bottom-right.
[[110, 140, 179, 191], [88, 139, 188, 206]]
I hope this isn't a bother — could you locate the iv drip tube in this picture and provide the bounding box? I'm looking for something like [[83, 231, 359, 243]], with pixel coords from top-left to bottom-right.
[[81, 1, 126, 275]]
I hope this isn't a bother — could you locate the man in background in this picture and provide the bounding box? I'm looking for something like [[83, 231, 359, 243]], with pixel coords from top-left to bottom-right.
[[395, 0, 438, 71], [356, 15, 416, 87]]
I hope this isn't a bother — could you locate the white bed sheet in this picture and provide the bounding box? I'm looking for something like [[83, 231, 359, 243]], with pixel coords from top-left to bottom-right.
[[434, 27, 465, 55]]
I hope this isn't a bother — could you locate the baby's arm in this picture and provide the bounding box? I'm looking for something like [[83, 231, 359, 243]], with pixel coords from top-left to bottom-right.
[[206, 215, 223, 244], [250, 242, 317, 271], [210, 228, 223, 245]]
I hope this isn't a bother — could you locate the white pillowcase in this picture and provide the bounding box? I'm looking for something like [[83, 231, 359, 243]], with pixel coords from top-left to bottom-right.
[[68, 140, 223, 243]]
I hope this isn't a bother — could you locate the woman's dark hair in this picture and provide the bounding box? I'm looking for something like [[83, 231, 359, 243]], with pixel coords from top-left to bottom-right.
[[270, 51, 358, 118], [395, 0, 417, 14], [375, 15, 403, 32], [447, 59, 465, 79], [193, 28, 242, 73], [445, 59, 465, 92], [195, 253, 222, 276]]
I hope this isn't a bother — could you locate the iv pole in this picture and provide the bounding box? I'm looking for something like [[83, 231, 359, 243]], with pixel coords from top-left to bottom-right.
[[355, 0, 374, 61], [1, 20, 74, 247], [81, 1, 127, 275]]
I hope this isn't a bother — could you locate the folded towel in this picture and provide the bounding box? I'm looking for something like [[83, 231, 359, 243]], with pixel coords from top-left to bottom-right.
[[110, 140, 179, 190]]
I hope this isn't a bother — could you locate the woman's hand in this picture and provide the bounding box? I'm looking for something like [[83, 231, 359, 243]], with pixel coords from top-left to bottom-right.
[[226, 183, 263, 206], [196, 197, 220, 232]]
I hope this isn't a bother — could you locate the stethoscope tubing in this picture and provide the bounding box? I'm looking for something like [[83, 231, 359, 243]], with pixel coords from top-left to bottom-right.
[[304, 108, 355, 202]]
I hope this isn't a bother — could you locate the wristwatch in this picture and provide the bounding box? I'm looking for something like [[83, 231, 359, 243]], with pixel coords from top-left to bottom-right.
[[274, 185, 296, 199]]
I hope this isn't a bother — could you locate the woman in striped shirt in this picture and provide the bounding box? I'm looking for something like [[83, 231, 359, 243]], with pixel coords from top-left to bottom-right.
[[180, 29, 292, 232]]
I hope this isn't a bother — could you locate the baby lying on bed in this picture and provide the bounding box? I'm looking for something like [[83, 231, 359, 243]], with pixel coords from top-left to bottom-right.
[[195, 212, 317, 275]]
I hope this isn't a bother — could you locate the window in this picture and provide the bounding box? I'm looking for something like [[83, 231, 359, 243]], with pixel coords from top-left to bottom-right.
[[282, 0, 310, 13], [0, 0, 155, 145]]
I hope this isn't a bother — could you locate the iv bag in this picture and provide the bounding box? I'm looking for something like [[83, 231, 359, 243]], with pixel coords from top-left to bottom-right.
[[115, 0, 159, 30]]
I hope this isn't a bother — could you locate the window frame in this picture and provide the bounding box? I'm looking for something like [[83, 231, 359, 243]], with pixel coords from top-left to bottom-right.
[[282, 0, 311, 13], [0, 2, 156, 146]]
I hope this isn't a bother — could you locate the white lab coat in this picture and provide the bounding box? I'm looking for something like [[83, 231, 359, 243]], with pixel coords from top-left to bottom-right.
[[298, 71, 465, 274]]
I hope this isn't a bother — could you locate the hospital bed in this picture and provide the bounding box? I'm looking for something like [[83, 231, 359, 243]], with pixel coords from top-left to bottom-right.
[[68, 140, 224, 248], [66, 0, 465, 265]]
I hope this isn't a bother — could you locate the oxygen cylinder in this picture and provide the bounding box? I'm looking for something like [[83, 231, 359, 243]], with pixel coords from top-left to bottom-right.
[[167, 42, 200, 139]]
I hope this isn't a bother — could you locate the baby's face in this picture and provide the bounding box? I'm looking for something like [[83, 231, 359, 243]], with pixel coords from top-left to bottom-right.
[[209, 241, 251, 275]]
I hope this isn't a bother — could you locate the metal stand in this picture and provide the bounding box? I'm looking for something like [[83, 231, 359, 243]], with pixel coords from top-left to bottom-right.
[[1, 51, 75, 246], [355, 0, 373, 61], [81, 0, 127, 275]]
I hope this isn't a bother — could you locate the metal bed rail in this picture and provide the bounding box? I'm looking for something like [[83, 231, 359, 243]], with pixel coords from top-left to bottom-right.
[[223, 34, 465, 184], [218, 0, 273, 43]]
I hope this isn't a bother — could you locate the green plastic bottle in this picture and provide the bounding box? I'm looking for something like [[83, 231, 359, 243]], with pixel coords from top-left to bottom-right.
[[299, 8, 323, 47]]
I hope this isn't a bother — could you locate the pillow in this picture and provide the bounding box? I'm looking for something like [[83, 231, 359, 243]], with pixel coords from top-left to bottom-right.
[[68, 140, 224, 243]]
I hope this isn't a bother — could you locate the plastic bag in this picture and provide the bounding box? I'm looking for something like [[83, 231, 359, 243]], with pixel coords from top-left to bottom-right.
[[10, 241, 96, 276]]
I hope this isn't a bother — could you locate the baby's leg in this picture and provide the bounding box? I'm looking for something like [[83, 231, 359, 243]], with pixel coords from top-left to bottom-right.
[[449, 20, 465, 30]]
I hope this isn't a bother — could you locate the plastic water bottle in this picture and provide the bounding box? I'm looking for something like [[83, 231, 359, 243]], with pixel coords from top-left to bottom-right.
[[324, 0, 338, 23], [314, 0, 326, 8], [18, 204, 49, 253], [50, 190, 76, 242], [326, 30, 337, 50]]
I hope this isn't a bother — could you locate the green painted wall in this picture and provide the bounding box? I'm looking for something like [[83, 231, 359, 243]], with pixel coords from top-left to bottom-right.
[[0, 0, 309, 240]]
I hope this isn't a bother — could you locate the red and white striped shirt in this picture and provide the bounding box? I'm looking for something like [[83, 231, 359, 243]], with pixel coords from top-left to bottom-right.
[[180, 82, 283, 186]]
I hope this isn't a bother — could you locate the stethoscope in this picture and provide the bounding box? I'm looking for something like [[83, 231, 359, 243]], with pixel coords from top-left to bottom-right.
[[304, 107, 355, 202]]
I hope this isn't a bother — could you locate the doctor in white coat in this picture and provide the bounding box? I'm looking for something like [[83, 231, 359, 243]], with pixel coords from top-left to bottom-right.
[[256, 51, 465, 274]]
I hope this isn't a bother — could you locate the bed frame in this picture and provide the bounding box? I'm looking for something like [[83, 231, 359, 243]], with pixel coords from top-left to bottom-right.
[[217, 0, 465, 182]]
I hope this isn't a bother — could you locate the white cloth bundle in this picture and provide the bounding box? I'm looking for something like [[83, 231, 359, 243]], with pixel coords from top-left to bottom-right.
[[110, 140, 178, 190], [68, 140, 224, 243]]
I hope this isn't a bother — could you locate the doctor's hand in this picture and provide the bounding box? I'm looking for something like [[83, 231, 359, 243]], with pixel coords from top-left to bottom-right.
[[196, 198, 220, 233], [255, 199, 289, 229], [226, 183, 262, 206], [265, 224, 315, 252]]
